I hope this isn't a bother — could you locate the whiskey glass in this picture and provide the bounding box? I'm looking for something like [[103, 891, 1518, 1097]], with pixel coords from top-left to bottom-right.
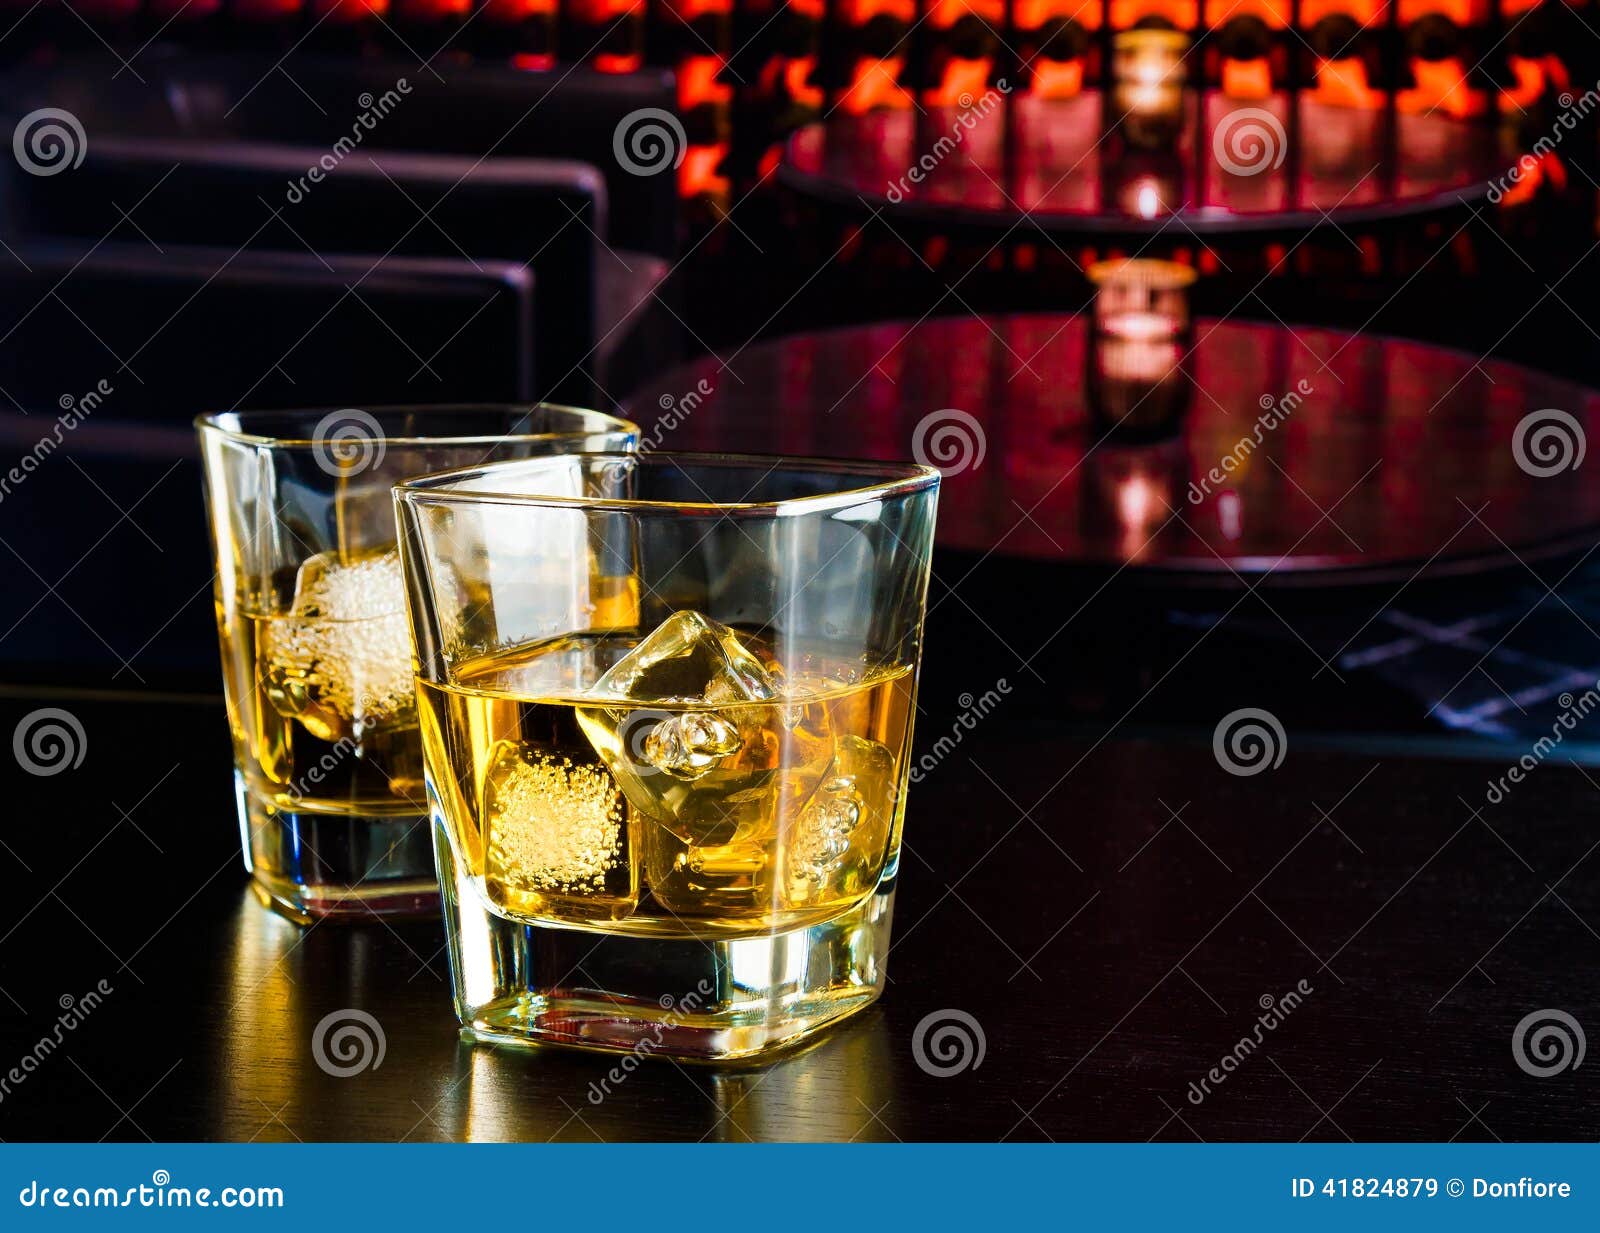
[[197, 406, 637, 924], [394, 452, 939, 1059]]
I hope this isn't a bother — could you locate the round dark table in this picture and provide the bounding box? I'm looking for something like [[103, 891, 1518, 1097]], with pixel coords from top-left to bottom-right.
[[623, 315, 1600, 581], [780, 91, 1504, 237]]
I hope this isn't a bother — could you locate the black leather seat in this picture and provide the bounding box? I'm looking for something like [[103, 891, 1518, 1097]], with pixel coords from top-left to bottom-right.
[[0, 240, 535, 416], [0, 52, 681, 257], [0, 53, 684, 403], [0, 240, 536, 682], [1, 138, 605, 403]]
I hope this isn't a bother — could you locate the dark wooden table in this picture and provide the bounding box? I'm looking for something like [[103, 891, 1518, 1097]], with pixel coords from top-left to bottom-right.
[[2, 686, 1596, 1142], [624, 315, 1600, 582], [781, 92, 1502, 237]]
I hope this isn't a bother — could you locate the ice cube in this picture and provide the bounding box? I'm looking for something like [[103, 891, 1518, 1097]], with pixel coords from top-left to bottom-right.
[[789, 778, 860, 879], [481, 741, 637, 916], [575, 612, 835, 850], [585, 610, 776, 706], [642, 711, 743, 779], [785, 735, 898, 906], [260, 548, 415, 743]]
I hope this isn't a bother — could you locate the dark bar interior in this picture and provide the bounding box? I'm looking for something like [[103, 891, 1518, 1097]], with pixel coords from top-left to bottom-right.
[[1, 0, 1598, 1145]]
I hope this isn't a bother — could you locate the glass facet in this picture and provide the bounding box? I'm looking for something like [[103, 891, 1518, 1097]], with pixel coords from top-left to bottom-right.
[[197, 406, 638, 924], [395, 452, 939, 1059]]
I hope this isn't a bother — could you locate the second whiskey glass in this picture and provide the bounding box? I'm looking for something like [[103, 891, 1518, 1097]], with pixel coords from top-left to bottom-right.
[[198, 405, 637, 923]]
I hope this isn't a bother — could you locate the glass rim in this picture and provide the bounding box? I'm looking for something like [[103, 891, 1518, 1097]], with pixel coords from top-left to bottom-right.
[[395, 450, 941, 515], [193, 403, 638, 449]]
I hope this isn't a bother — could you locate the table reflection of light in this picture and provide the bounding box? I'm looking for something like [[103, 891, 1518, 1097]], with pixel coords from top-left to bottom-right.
[[703, 1016, 896, 1141], [1119, 475, 1161, 561], [1099, 461, 1181, 562], [215, 888, 310, 1140], [458, 968, 896, 1142], [1118, 474, 1158, 526], [1218, 490, 1243, 540]]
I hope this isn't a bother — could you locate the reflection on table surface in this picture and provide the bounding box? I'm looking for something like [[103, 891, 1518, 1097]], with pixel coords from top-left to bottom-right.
[[212, 888, 898, 1142], [624, 315, 1600, 576], [6, 687, 1600, 1142], [784, 92, 1504, 227]]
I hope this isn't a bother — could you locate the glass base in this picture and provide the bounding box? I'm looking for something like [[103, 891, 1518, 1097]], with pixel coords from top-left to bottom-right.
[[247, 873, 441, 924], [436, 821, 895, 1061], [236, 773, 441, 924]]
